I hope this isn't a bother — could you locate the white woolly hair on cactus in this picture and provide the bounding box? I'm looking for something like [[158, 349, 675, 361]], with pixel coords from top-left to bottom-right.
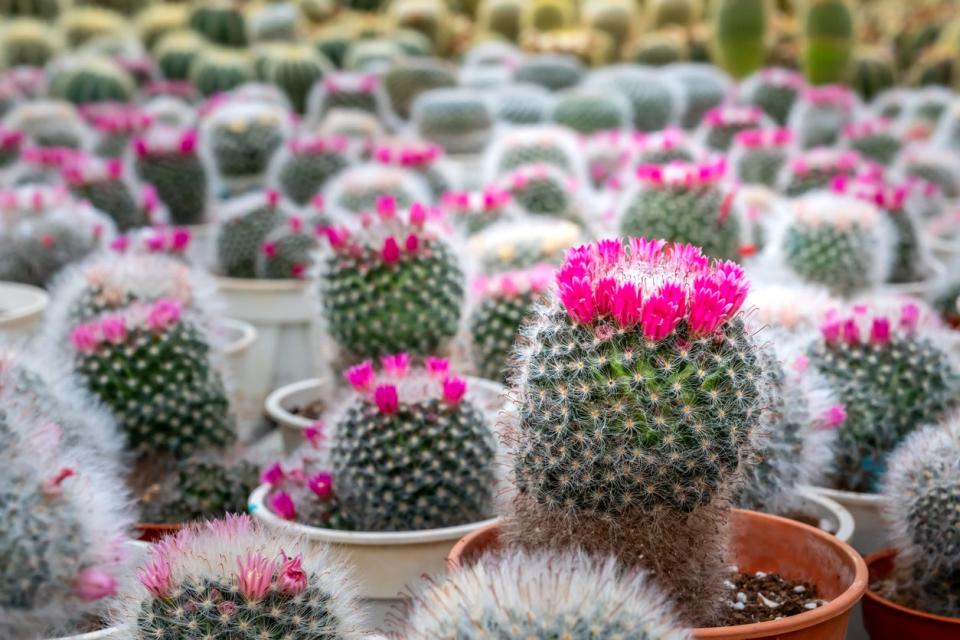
[[466, 215, 584, 271], [481, 124, 589, 184], [140, 95, 197, 129], [774, 146, 863, 192], [694, 104, 775, 148], [497, 162, 587, 226], [202, 82, 294, 114], [321, 162, 433, 218], [401, 549, 691, 639], [0, 387, 135, 639], [197, 97, 293, 175], [116, 514, 365, 638], [786, 84, 862, 135], [1, 98, 93, 149], [744, 282, 839, 335], [462, 39, 523, 69], [630, 126, 703, 164], [0, 182, 116, 244]]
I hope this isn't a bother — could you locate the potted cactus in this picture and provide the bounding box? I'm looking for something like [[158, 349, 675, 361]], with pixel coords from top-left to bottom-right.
[[739, 67, 807, 126], [269, 135, 353, 207], [323, 162, 432, 217], [730, 127, 793, 188], [696, 105, 773, 152], [778, 147, 862, 196], [498, 163, 583, 224], [132, 126, 210, 229], [441, 187, 515, 235]]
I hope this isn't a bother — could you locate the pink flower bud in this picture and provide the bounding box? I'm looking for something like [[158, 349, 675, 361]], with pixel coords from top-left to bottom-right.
[[268, 491, 296, 521], [73, 568, 117, 601], [42, 467, 76, 496], [425, 356, 449, 377], [304, 421, 325, 447], [308, 472, 333, 499], [822, 404, 847, 429], [442, 376, 467, 406], [138, 556, 173, 597], [99, 314, 127, 344], [179, 129, 198, 154], [260, 462, 284, 486], [870, 317, 891, 345], [344, 360, 375, 391], [376, 195, 396, 219], [262, 242, 278, 258], [70, 323, 100, 353], [404, 233, 419, 252], [266, 190, 280, 207], [374, 384, 399, 415], [409, 202, 427, 226], [277, 554, 308, 595], [381, 236, 401, 264]]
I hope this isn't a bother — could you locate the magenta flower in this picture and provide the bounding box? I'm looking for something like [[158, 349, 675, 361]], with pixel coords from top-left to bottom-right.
[[266, 190, 281, 207], [822, 404, 847, 429], [268, 491, 297, 521], [380, 353, 409, 377], [308, 472, 333, 499], [236, 552, 273, 601], [425, 356, 449, 378], [99, 314, 127, 344], [73, 568, 117, 601], [870, 317, 891, 345], [147, 298, 182, 331], [641, 283, 686, 341], [260, 462, 284, 486], [381, 236, 401, 264], [261, 242, 278, 258], [611, 282, 641, 328], [179, 129, 198, 154], [442, 376, 467, 406], [276, 553, 308, 595], [376, 195, 397, 220], [374, 384, 399, 415], [70, 323, 100, 353], [304, 421, 325, 447], [344, 360, 375, 391], [138, 556, 173, 598], [409, 202, 427, 226], [900, 303, 919, 331], [404, 233, 419, 252]]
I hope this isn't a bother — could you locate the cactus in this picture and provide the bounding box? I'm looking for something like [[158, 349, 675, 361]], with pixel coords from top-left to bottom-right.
[[801, 0, 853, 85], [477, 0, 522, 42], [382, 57, 457, 121], [201, 101, 288, 181], [189, 46, 256, 98], [521, 0, 577, 33], [323, 163, 431, 216], [215, 190, 295, 278], [392, 0, 452, 54], [255, 215, 320, 280], [0, 0, 60, 19], [468, 216, 582, 272], [485, 126, 582, 179], [634, 127, 695, 165], [189, 0, 246, 48], [810, 301, 960, 492], [550, 88, 630, 134], [0, 378, 133, 639], [669, 63, 731, 130], [647, 0, 696, 28], [710, 0, 768, 79], [850, 48, 895, 102], [746, 282, 839, 337], [731, 128, 792, 187], [82, 103, 152, 158], [628, 28, 687, 66], [309, 72, 389, 125], [320, 200, 465, 359], [412, 88, 495, 154], [371, 141, 453, 203], [582, 0, 635, 54], [118, 515, 364, 637], [0, 18, 61, 68], [881, 420, 960, 617], [133, 127, 208, 227], [47, 56, 135, 106], [840, 119, 901, 166], [469, 265, 552, 383], [504, 238, 764, 625], [698, 105, 772, 152], [588, 67, 678, 132], [512, 53, 583, 91], [247, 1, 299, 43], [500, 163, 579, 222], [154, 29, 204, 81], [779, 147, 861, 196], [740, 67, 806, 126], [776, 192, 892, 296], [0, 126, 22, 168], [342, 38, 406, 73], [493, 83, 552, 125], [254, 43, 331, 115], [271, 135, 351, 206], [135, 3, 187, 51], [141, 458, 260, 524], [899, 145, 960, 199], [403, 550, 689, 639], [62, 155, 147, 232], [58, 7, 126, 48], [619, 161, 744, 262], [790, 84, 858, 149]]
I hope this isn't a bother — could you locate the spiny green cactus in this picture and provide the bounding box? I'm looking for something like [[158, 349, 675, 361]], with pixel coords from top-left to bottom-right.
[[899, 145, 960, 200], [154, 29, 204, 81], [628, 28, 687, 66], [779, 147, 861, 196], [710, 0, 768, 79], [731, 128, 792, 187], [47, 56, 134, 106], [670, 63, 731, 129], [740, 67, 806, 126], [272, 135, 351, 206], [215, 190, 293, 278], [698, 105, 772, 152], [382, 57, 457, 122], [309, 71, 390, 125], [790, 84, 858, 148], [811, 301, 960, 492], [58, 7, 126, 48], [189, 46, 256, 98], [135, 3, 187, 51], [0, 18, 61, 68], [133, 127, 208, 227], [501, 163, 580, 222], [201, 101, 288, 180], [588, 67, 678, 132], [320, 200, 465, 359], [392, 0, 453, 54], [634, 128, 695, 165], [63, 155, 147, 232], [477, 0, 522, 42], [487, 127, 582, 180], [254, 43, 331, 115], [881, 419, 960, 617], [255, 215, 320, 280], [371, 141, 453, 203], [412, 88, 495, 154], [801, 0, 854, 85], [842, 119, 902, 166], [619, 161, 744, 262], [0, 0, 60, 19], [141, 458, 260, 524], [189, 0, 247, 48], [442, 187, 513, 235], [512, 54, 584, 91], [493, 82, 552, 125], [583, 0, 635, 54], [323, 163, 431, 216], [550, 89, 630, 134], [83, 102, 151, 159]]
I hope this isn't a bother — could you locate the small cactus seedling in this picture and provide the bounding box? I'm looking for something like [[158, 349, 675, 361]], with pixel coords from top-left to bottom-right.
[[81, 102, 152, 159], [411, 88, 495, 154], [442, 187, 514, 235], [788, 84, 859, 149], [499, 164, 581, 223], [266, 356, 497, 531], [810, 301, 960, 491], [323, 162, 432, 217], [309, 71, 390, 124], [133, 127, 208, 226], [469, 265, 553, 383], [215, 190, 296, 279], [62, 155, 149, 232], [371, 141, 454, 203], [740, 67, 807, 126], [199, 100, 290, 181], [255, 215, 320, 280], [841, 118, 902, 166], [697, 105, 773, 152], [119, 514, 365, 638], [619, 160, 745, 262], [731, 128, 793, 187], [492, 83, 552, 126], [319, 200, 465, 359], [468, 216, 583, 273], [881, 419, 960, 617], [402, 550, 691, 639], [588, 66, 679, 132], [505, 238, 765, 625], [512, 53, 584, 91], [271, 135, 351, 206], [778, 147, 862, 196], [484, 125, 584, 180]]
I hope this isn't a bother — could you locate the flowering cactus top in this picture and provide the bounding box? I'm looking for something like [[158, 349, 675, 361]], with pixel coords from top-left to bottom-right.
[[80, 103, 152, 135], [842, 118, 895, 140], [21, 146, 84, 169], [287, 134, 349, 155], [0, 184, 72, 214], [703, 106, 766, 127], [133, 126, 199, 156], [831, 175, 909, 212], [634, 127, 689, 154], [343, 353, 468, 415], [502, 163, 579, 193], [802, 85, 857, 110], [322, 72, 379, 94], [69, 298, 184, 353], [61, 154, 127, 186], [790, 192, 883, 228], [373, 141, 443, 168], [788, 148, 861, 175], [734, 127, 793, 149], [441, 187, 511, 214], [555, 238, 749, 340], [819, 300, 925, 347], [111, 227, 192, 256], [636, 159, 726, 188], [473, 264, 554, 300]]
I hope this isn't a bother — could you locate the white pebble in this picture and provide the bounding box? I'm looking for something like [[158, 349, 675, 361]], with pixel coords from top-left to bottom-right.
[[754, 571, 767, 578], [758, 593, 781, 609], [736, 592, 747, 603], [733, 602, 745, 610], [793, 585, 806, 593], [804, 602, 819, 610]]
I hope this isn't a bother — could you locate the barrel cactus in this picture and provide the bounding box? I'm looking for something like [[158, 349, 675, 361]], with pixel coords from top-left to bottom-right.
[[779, 147, 861, 196], [140, 457, 260, 524], [323, 163, 431, 217], [47, 56, 135, 106], [634, 127, 696, 165], [739, 67, 806, 126], [468, 216, 582, 272], [214, 190, 298, 278], [443, 187, 514, 235], [133, 127, 208, 226], [841, 118, 902, 166], [255, 214, 320, 280], [382, 57, 457, 121], [697, 105, 772, 152], [189, 0, 247, 48], [850, 48, 896, 102], [253, 43, 331, 115], [731, 127, 793, 187], [200, 101, 289, 182], [189, 46, 255, 98], [371, 141, 454, 203], [588, 66, 679, 132], [62, 155, 147, 232], [669, 63, 731, 129], [0, 18, 61, 68], [154, 29, 204, 81], [412, 88, 495, 154], [550, 88, 631, 134], [271, 135, 351, 206], [477, 0, 522, 42], [485, 126, 583, 180], [135, 3, 187, 51], [0, 0, 60, 19], [58, 7, 126, 48], [492, 83, 552, 126], [81, 103, 151, 159], [898, 145, 960, 200], [512, 53, 584, 91]]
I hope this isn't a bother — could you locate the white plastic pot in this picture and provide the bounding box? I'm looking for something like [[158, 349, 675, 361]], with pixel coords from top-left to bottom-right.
[[794, 485, 855, 543], [0, 281, 49, 342], [218, 317, 259, 441], [807, 485, 888, 555], [266, 376, 508, 454]]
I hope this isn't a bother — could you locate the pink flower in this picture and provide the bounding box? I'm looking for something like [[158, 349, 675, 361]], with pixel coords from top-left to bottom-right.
[[376, 195, 396, 220], [304, 421, 324, 447], [442, 376, 467, 406], [611, 282, 642, 328], [147, 298, 182, 331], [74, 568, 117, 601], [217, 601, 238, 617], [308, 472, 333, 499], [821, 404, 847, 429], [42, 467, 75, 496], [380, 353, 409, 377], [138, 556, 173, 597], [425, 357, 449, 378], [900, 303, 919, 331], [820, 318, 841, 343], [276, 553, 308, 595], [268, 491, 296, 521], [266, 190, 280, 207], [595, 239, 622, 266], [110, 236, 130, 252], [629, 237, 666, 263], [323, 225, 349, 248], [236, 552, 273, 601], [70, 323, 100, 353], [593, 277, 617, 317], [409, 202, 427, 226], [260, 462, 284, 486], [132, 138, 148, 157], [842, 318, 860, 345], [556, 265, 596, 325], [374, 384, 399, 415], [344, 361, 375, 391], [261, 242, 278, 258], [870, 317, 890, 345], [641, 283, 686, 341], [179, 129, 198, 154], [792, 354, 810, 373], [99, 314, 127, 344], [381, 236, 401, 264]]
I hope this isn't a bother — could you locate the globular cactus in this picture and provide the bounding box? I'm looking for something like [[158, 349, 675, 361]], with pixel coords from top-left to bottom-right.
[[841, 119, 902, 166], [897, 144, 960, 200], [47, 55, 135, 106], [254, 43, 331, 115], [0, 184, 114, 287], [850, 48, 896, 102], [633, 127, 696, 165], [697, 105, 772, 152], [773, 191, 892, 295], [550, 87, 631, 134], [135, 3, 187, 52], [118, 515, 365, 638], [512, 53, 584, 91], [499, 163, 580, 222], [739, 67, 806, 126], [109, 226, 192, 260], [371, 141, 454, 203], [412, 88, 495, 154], [154, 29, 204, 81], [710, 0, 768, 79], [731, 127, 793, 187], [647, 0, 696, 29], [477, 0, 522, 43], [582, 129, 633, 190], [520, 0, 577, 33], [188, 0, 247, 48], [382, 57, 457, 121], [309, 72, 390, 125], [58, 7, 126, 49], [469, 265, 552, 383], [485, 126, 583, 180], [0, 125, 22, 168], [0, 0, 60, 19], [0, 378, 133, 640], [403, 550, 690, 640], [133, 127, 208, 226], [255, 214, 320, 280], [881, 418, 960, 617], [789, 84, 859, 149], [200, 101, 289, 182], [0, 18, 62, 68], [323, 163, 431, 217], [62, 155, 148, 232], [342, 37, 404, 72], [627, 27, 687, 66], [801, 0, 854, 85], [189, 46, 255, 98], [468, 216, 582, 272], [270, 135, 351, 206], [810, 301, 960, 492], [779, 147, 861, 196], [83, 103, 152, 158], [582, 0, 636, 54], [669, 63, 732, 129], [587, 66, 679, 132], [320, 201, 465, 359], [442, 187, 513, 235], [391, 0, 453, 54], [141, 457, 260, 524], [247, 0, 299, 43], [505, 238, 764, 625], [266, 355, 497, 531], [492, 83, 553, 126], [619, 161, 745, 262], [215, 190, 297, 278]]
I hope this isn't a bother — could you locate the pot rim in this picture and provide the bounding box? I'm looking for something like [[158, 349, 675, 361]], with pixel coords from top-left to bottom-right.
[[794, 485, 856, 542], [248, 483, 499, 545], [0, 281, 49, 323], [806, 484, 887, 507], [448, 509, 869, 638], [864, 548, 960, 626], [215, 275, 312, 292], [220, 317, 257, 356]]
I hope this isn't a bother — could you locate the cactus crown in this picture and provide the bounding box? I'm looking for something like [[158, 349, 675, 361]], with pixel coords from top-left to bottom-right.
[[403, 550, 690, 640], [110, 227, 192, 258], [81, 103, 152, 136], [787, 148, 861, 177], [734, 127, 793, 149], [121, 514, 363, 638], [634, 127, 695, 164], [372, 140, 442, 170], [802, 84, 857, 111], [133, 125, 199, 157], [842, 117, 894, 141]]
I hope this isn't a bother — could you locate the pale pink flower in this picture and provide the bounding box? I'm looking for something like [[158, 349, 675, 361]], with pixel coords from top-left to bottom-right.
[[99, 314, 127, 344], [236, 552, 273, 601], [138, 556, 173, 597], [276, 553, 308, 595], [821, 405, 847, 429], [147, 298, 182, 331], [70, 323, 100, 353], [73, 568, 117, 601]]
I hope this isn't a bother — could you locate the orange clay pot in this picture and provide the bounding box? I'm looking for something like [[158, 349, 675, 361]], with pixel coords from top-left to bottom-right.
[[862, 548, 960, 640], [448, 509, 868, 640], [135, 522, 185, 543]]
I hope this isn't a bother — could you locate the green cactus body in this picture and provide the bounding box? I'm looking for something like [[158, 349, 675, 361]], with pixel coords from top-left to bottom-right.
[[589, 68, 676, 133], [468, 217, 581, 272], [392, 0, 451, 53], [629, 29, 686, 67], [0, 0, 60, 19], [741, 67, 806, 126], [254, 43, 331, 115], [274, 136, 350, 206], [0, 213, 107, 288], [583, 0, 634, 53], [901, 148, 960, 200], [634, 128, 695, 165], [492, 138, 576, 177], [802, 0, 853, 85], [478, 0, 522, 42], [189, 47, 255, 98], [154, 30, 204, 81], [502, 164, 578, 221], [850, 49, 895, 101], [69, 298, 234, 460], [142, 458, 259, 524], [619, 162, 742, 262], [254, 217, 319, 280], [648, 0, 695, 28], [521, 0, 576, 33], [311, 71, 386, 123], [671, 64, 730, 130], [780, 147, 860, 196], [134, 128, 208, 226], [810, 302, 960, 492], [203, 103, 287, 180], [470, 266, 551, 382], [58, 7, 126, 48], [86, 104, 151, 159], [215, 191, 287, 278], [135, 3, 187, 51], [842, 120, 901, 166], [325, 164, 430, 216], [792, 85, 857, 149], [551, 90, 629, 134], [189, 2, 247, 48], [711, 0, 767, 79], [731, 128, 792, 187], [320, 203, 465, 358], [493, 83, 552, 125], [65, 158, 146, 232], [383, 58, 457, 121], [48, 56, 134, 106], [512, 54, 584, 91], [0, 19, 61, 68], [343, 38, 404, 72], [412, 88, 494, 154], [699, 105, 770, 152]]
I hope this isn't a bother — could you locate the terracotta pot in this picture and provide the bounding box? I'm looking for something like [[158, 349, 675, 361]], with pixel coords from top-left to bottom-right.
[[862, 548, 960, 640], [135, 522, 185, 543], [448, 509, 868, 640]]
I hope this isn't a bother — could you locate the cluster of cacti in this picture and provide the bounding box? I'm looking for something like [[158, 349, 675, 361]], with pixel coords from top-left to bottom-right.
[[810, 301, 960, 492], [442, 186, 513, 234], [265, 355, 497, 531], [271, 135, 351, 206], [698, 105, 772, 151], [731, 127, 792, 187], [779, 147, 861, 196], [842, 118, 902, 165], [319, 199, 465, 359], [412, 88, 494, 154], [200, 101, 289, 181], [132, 127, 207, 226]]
